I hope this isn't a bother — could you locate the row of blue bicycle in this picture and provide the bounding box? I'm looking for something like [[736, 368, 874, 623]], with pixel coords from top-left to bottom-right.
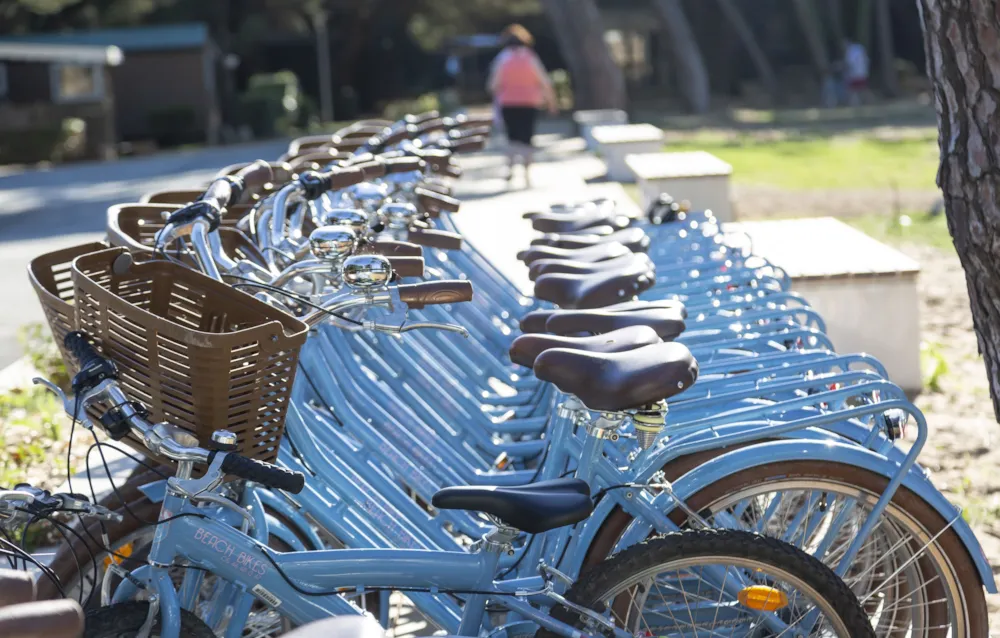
[[3, 111, 990, 637]]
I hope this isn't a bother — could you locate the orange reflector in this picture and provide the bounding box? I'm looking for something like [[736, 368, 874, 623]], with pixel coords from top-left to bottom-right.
[[103, 541, 133, 570], [738, 585, 788, 612]]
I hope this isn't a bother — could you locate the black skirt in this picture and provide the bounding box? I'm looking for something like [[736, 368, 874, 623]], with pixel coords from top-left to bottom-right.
[[501, 106, 538, 146]]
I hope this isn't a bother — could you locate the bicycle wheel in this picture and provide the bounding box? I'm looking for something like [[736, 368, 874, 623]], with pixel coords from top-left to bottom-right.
[[586, 459, 988, 638], [85, 601, 214, 638], [547, 529, 875, 637]]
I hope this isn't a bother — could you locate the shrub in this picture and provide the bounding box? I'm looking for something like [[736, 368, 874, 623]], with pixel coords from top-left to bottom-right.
[[238, 70, 302, 138], [381, 92, 440, 122], [550, 69, 573, 111], [0, 118, 87, 165], [147, 106, 199, 147]]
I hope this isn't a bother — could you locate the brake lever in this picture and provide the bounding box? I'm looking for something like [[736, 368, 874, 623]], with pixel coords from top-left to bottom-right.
[[365, 320, 469, 338], [33, 376, 111, 428]]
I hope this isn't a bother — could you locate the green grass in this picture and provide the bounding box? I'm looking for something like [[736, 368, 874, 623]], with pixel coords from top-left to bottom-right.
[[664, 131, 941, 191], [843, 212, 955, 253]]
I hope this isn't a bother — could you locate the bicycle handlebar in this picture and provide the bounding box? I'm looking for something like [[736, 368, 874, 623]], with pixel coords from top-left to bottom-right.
[[397, 280, 473, 309], [385, 256, 425, 278], [202, 160, 273, 210], [404, 110, 440, 125], [415, 187, 461, 215], [219, 453, 305, 494]]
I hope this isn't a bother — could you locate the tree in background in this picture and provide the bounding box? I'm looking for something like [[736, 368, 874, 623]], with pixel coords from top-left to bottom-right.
[[919, 0, 1000, 419], [540, 0, 626, 109]]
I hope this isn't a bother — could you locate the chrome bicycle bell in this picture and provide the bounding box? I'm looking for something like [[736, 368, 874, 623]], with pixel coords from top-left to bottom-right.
[[316, 208, 368, 235], [350, 181, 389, 215], [309, 225, 358, 261], [379, 202, 418, 229], [342, 254, 393, 290]]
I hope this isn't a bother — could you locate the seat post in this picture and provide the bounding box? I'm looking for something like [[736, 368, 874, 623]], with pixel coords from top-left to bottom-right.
[[576, 410, 624, 481]]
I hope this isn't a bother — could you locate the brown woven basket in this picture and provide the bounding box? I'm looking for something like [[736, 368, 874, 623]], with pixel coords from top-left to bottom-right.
[[28, 241, 111, 366], [106, 203, 266, 268], [71, 247, 308, 466], [29, 242, 120, 425]]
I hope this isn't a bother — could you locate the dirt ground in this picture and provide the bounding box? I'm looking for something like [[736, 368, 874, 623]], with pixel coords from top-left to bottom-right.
[[901, 241, 1000, 626]]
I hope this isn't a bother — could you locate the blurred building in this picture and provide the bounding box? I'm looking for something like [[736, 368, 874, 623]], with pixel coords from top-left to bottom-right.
[[0, 23, 221, 150]]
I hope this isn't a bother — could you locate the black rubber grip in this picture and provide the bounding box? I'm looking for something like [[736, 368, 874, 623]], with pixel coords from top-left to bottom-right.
[[220, 453, 305, 494], [64, 331, 112, 373]]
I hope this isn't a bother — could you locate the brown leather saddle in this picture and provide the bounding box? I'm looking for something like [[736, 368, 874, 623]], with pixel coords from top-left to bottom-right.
[[508, 325, 661, 369], [530, 227, 650, 253], [533, 258, 655, 309], [519, 300, 688, 334], [528, 252, 653, 281], [517, 241, 631, 266], [534, 342, 699, 412]]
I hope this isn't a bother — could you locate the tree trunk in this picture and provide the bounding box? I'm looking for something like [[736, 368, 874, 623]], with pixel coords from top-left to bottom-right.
[[874, 0, 898, 95], [826, 0, 845, 46], [791, 0, 830, 74], [311, 9, 334, 122], [918, 0, 1000, 420], [716, 0, 779, 100], [650, 0, 710, 112], [540, 0, 627, 110]]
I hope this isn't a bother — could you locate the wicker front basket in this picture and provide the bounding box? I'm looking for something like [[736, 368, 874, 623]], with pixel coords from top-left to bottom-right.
[[28, 241, 111, 367], [71, 248, 308, 466], [106, 203, 266, 268]]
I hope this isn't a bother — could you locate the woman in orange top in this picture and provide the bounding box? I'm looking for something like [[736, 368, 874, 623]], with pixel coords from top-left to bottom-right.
[[488, 24, 557, 188]]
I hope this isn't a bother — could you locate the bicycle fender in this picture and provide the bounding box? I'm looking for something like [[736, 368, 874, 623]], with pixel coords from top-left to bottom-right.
[[628, 439, 996, 593], [257, 488, 327, 551]]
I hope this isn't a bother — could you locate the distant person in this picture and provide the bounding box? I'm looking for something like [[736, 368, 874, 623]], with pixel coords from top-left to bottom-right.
[[843, 39, 870, 106], [488, 24, 557, 188]]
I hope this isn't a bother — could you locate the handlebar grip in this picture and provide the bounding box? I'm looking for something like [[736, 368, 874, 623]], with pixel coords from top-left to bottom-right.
[[397, 280, 473, 309], [233, 160, 274, 200], [64, 331, 113, 375], [417, 181, 452, 196], [407, 227, 462, 251], [0, 570, 35, 606], [386, 256, 425, 278], [413, 118, 447, 136], [452, 124, 491, 139], [376, 128, 410, 148], [371, 239, 423, 257], [415, 187, 461, 214], [404, 110, 440, 125], [200, 178, 233, 211], [446, 135, 487, 154], [0, 599, 84, 638], [453, 113, 493, 127], [353, 160, 387, 180], [220, 454, 305, 494], [383, 156, 425, 174], [414, 149, 453, 174]]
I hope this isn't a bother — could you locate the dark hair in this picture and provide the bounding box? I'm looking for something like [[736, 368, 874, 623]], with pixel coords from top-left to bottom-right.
[[501, 24, 534, 48]]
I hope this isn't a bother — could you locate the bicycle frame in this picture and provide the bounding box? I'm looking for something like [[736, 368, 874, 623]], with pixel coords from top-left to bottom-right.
[[114, 488, 627, 638]]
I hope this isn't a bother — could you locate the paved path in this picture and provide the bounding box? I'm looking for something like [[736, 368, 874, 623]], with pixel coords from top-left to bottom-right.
[[0, 140, 287, 367]]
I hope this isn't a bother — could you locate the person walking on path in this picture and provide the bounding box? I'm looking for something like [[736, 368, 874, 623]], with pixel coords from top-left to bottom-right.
[[488, 24, 557, 189], [843, 39, 870, 106]]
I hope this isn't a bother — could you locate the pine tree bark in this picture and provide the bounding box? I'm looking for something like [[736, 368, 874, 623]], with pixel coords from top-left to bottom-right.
[[650, 0, 710, 112], [540, 0, 627, 110], [716, 0, 779, 100], [919, 0, 1000, 420]]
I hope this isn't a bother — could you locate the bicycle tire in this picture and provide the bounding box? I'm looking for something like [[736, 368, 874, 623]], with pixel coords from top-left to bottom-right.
[[544, 528, 875, 638], [84, 600, 214, 638], [584, 457, 988, 638]]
